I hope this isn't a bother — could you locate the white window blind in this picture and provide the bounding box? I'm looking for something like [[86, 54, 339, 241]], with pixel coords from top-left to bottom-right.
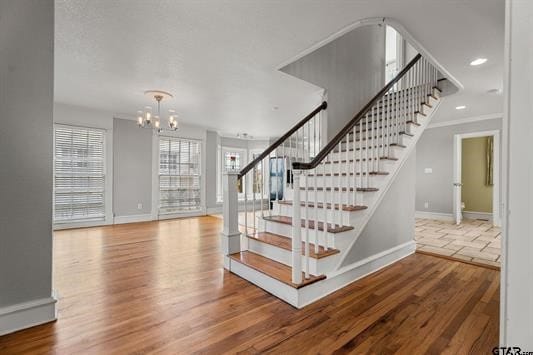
[[159, 137, 201, 214], [54, 126, 106, 223]]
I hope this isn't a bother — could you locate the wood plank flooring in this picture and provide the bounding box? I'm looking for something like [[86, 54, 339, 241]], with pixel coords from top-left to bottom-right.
[[0, 216, 499, 354]]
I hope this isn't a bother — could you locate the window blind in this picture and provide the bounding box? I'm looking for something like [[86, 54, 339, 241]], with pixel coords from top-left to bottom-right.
[[159, 137, 201, 213], [54, 126, 106, 222]]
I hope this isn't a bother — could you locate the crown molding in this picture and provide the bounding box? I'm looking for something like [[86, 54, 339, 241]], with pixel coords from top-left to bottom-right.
[[427, 113, 503, 129]]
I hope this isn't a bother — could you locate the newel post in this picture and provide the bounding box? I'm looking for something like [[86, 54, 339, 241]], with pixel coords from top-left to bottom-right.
[[221, 171, 240, 270], [292, 170, 302, 284]]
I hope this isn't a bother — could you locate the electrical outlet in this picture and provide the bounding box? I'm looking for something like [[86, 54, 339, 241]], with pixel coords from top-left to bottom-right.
[[137, 203, 143, 210], [424, 168, 433, 174], [424, 202, 429, 209]]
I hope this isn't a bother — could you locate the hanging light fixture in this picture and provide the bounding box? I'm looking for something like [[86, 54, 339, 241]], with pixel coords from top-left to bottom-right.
[[137, 90, 179, 132]]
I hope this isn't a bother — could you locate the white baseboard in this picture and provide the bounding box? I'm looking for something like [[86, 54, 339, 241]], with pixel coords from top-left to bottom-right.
[[53, 219, 113, 230], [0, 295, 57, 336], [415, 211, 454, 221], [157, 210, 207, 220], [463, 211, 492, 221], [113, 214, 152, 224], [298, 241, 416, 308]]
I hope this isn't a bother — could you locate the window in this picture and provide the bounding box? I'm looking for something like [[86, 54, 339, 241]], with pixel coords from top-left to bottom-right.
[[53, 125, 106, 223], [217, 147, 247, 202], [159, 137, 201, 214]]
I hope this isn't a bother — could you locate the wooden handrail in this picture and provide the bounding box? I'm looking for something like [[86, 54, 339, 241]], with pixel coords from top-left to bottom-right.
[[292, 53, 422, 170], [238, 101, 327, 178]]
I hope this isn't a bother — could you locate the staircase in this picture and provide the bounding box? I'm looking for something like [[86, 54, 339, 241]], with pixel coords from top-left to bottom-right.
[[221, 54, 443, 308]]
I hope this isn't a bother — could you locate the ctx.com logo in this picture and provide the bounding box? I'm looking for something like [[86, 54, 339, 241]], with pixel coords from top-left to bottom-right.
[[493, 347, 533, 355]]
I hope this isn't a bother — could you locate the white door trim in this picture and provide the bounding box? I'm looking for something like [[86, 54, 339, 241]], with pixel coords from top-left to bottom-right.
[[453, 130, 501, 227]]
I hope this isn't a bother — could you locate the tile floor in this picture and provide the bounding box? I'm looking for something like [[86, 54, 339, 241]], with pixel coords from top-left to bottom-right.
[[415, 218, 501, 268]]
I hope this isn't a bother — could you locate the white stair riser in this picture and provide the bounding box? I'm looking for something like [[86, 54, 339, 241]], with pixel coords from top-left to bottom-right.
[[276, 203, 353, 226], [338, 134, 411, 151], [284, 188, 378, 206], [302, 174, 388, 189], [312, 159, 396, 174], [262, 219, 354, 250], [326, 145, 404, 162], [351, 123, 418, 139], [247, 238, 339, 275]]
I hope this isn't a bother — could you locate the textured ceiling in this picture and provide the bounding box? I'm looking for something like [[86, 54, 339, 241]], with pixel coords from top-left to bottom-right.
[[55, 0, 504, 137]]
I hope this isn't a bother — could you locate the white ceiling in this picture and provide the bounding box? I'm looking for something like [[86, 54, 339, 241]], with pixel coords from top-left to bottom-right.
[[55, 0, 504, 137]]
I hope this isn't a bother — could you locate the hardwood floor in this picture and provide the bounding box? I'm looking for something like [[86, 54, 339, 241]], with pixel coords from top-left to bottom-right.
[[0, 216, 499, 354]]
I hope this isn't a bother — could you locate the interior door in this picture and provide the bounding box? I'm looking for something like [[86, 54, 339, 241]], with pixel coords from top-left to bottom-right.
[[453, 136, 463, 225]]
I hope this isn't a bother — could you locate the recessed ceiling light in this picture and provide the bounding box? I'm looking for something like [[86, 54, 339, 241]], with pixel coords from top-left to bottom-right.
[[455, 105, 466, 110], [470, 58, 487, 66]]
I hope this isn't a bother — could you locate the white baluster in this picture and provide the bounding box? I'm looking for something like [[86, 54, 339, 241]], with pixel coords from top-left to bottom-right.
[[352, 125, 357, 207], [313, 167, 319, 254], [304, 172, 310, 279], [321, 161, 328, 250]]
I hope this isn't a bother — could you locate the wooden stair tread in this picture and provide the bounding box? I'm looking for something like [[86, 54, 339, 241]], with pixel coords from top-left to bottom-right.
[[308, 171, 389, 177], [336, 143, 406, 153], [323, 157, 398, 164], [349, 123, 418, 134], [229, 251, 326, 289], [342, 132, 412, 144], [247, 232, 340, 259], [277, 200, 367, 212], [263, 215, 354, 233], [301, 186, 379, 192]]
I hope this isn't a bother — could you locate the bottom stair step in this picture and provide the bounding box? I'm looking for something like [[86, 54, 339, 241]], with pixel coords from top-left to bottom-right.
[[230, 251, 326, 289], [247, 232, 340, 259]]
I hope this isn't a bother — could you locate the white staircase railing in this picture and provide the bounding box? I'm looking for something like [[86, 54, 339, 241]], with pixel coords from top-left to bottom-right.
[[222, 53, 441, 285], [220, 102, 327, 269]]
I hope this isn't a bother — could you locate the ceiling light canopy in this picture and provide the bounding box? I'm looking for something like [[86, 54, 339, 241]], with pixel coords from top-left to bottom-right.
[[470, 58, 487, 66], [455, 105, 466, 110], [137, 90, 178, 132]]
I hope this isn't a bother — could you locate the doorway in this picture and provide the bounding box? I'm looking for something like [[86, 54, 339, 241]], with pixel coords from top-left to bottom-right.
[[453, 130, 501, 226]]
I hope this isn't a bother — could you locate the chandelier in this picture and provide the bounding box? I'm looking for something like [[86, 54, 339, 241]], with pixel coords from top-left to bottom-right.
[[137, 90, 178, 132]]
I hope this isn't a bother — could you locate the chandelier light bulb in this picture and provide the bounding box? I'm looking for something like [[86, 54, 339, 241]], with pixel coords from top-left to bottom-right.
[[138, 91, 179, 132]]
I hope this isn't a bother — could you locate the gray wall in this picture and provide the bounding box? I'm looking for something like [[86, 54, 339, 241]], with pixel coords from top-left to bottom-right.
[[341, 151, 416, 266], [0, 0, 54, 307], [415, 118, 502, 215], [205, 130, 220, 210], [113, 118, 153, 216], [281, 24, 385, 139]]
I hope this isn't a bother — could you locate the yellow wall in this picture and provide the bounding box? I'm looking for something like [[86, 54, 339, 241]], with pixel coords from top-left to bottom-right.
[[461, 137, 493, 213]]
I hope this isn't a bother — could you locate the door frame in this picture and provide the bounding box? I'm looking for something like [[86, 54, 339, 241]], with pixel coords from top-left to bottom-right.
[[453, 130, 501, 226]]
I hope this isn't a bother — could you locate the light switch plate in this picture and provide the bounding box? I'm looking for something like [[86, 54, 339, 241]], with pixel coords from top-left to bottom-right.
[[424, 168, 433, 174]]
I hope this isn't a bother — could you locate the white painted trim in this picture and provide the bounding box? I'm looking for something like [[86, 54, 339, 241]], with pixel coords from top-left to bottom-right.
[[53, 219, 112, 231], [427, 113, 502, 129], [157, 210, 207, 221], [0, 295, 57, 336], [298, 241, 415, 308], [500, 0, 511, 344], [276, 17, 463, 93], [462, 211, 492, 222], [453, 130, 501, 227], [113, 214, 152, 224], [415, 211, 455, 222], [334, 98, 441, 269]]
